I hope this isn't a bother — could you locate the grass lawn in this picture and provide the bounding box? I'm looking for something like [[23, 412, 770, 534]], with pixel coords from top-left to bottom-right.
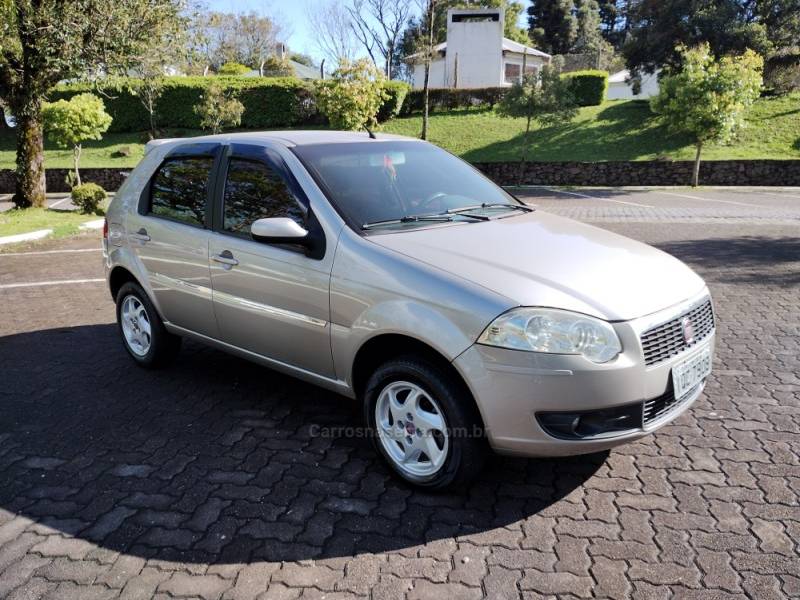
[[383, 93, 800, 162], [0, 207, 103, 239], [0, 95, 798, 168], [0, 130, 176, 170]]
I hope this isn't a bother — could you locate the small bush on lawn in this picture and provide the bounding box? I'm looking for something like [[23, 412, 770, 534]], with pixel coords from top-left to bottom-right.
[[315, 59, 389, 130], [562, 70, 609, 106], [377, 81, 411, 122], [71, 183, 107, 215], [194, 82, 246, 133]]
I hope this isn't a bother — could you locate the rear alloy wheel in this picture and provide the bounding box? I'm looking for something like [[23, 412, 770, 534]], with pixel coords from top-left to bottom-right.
[[115, 281, 180, 368], [364, 356, 487, 490]]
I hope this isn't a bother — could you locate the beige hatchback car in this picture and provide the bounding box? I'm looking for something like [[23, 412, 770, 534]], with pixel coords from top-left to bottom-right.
[[104, 131, 716, 489]]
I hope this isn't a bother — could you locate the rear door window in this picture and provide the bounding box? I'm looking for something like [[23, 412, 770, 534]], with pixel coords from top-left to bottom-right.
[[150, 157, 214, 227]]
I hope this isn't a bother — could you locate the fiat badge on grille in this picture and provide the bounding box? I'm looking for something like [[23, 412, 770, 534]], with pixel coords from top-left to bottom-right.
[[681, 316, 695, 344]]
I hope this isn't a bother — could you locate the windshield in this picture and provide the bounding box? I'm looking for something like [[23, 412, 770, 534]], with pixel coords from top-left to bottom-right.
[[292, 141, 521, 230]]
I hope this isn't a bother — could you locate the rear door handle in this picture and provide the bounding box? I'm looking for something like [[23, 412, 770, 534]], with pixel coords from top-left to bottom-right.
[[130, 228, 150, 242], [212, 252, 239, 267]]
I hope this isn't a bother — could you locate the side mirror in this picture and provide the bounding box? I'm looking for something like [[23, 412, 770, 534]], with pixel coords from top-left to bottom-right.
[[251, 217, 309, 244]]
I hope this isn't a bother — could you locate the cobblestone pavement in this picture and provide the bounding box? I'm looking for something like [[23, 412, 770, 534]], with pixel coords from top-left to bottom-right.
[[1, 190, 799, 599]]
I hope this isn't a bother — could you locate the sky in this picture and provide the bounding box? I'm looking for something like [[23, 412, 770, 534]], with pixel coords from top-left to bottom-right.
[[205, 0, 350, 64]]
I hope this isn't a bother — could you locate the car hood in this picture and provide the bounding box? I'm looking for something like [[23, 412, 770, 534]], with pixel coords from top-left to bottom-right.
[[368, 211, 707, 321]]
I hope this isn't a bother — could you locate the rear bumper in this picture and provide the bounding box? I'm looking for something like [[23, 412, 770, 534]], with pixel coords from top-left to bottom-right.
[[453, 292, 715, 457]]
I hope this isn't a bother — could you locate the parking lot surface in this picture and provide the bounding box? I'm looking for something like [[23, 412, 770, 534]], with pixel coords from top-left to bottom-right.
[[0, 187, 798, 599]]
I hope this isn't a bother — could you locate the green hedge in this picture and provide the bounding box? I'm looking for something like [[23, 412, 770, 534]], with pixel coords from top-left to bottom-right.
[[562, 70, 608, 106], [401, 87, 508, 114], [50, 76, 409, 132], [50, 77, 319, 132], [378, 81, 411, 122]]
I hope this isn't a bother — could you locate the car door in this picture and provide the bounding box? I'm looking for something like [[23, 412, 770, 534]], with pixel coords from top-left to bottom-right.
[[127, 142, 222, 339], [208, 143, 334, 378]]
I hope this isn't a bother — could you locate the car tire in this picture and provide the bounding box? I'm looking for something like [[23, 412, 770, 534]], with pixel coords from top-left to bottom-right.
[[115, 281, 181, 368], [364, 355, 487, 490]]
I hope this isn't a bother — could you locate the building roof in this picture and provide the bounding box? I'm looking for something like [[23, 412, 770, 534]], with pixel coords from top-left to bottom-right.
[[244, 60, 320, 80], [608, 70, 630, 83], [407, 37, 550, 62]]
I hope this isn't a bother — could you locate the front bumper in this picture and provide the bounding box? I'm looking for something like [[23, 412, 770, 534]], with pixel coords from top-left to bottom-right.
[[453, 291, 716, 457]]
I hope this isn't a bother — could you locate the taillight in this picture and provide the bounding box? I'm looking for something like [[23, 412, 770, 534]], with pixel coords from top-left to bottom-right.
[[103, 218, 108, 240]]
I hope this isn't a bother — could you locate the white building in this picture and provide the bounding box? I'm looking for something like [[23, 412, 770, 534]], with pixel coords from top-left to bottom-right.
[[409, 8, 550, 90], [607, 69, 660, 100]]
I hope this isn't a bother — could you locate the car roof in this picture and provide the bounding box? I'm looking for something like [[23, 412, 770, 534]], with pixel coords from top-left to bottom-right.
[[145, 130, 422, 154]]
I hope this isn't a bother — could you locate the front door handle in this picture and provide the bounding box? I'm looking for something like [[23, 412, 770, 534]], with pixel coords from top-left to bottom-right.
[[130, 228, 150, 243], [212, 251, 239, 267]]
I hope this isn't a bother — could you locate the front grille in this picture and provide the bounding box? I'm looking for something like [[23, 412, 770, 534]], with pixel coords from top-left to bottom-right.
[[643, 382, 699, 425], [640, 299, 714, 367]]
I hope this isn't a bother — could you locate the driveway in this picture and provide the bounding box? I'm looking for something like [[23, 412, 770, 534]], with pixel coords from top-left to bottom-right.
[[0, 188, 798, 599]]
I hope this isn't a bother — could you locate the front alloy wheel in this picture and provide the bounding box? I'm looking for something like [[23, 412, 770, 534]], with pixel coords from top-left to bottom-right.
[[364, 356, 487, 490], [375, 381, 449, 480]]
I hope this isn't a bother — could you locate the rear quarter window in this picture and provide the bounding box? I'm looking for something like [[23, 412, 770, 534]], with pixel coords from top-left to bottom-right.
[[149, 157, 214, 226]]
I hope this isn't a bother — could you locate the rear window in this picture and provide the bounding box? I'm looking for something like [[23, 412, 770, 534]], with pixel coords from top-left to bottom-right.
[[292, 141, 516, 229], [150, 157, 214, 226]]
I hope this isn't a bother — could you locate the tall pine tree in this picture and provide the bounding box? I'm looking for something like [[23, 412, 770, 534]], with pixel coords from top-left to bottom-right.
[[527, 0, 577, 54], [572, 0, 606, 53]]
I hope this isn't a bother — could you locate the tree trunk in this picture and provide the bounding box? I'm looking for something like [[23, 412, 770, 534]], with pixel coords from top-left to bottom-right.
[[518, 116, 532, 185], [692, 142, 702, 188], [421, 61, 431, 140], [13, 102, 46, 209], [421, 0, 436, 141], [73, 144, 82, 187]]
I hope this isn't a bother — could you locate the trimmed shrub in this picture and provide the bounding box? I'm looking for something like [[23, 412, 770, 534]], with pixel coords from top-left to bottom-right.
[[217, 62, 250, 76], [49, 77, 317, 132], [71, 182, 107, 215], [562, 70, 608, 106], [401, 87, 509, 114], [377, 81, 411, 122]]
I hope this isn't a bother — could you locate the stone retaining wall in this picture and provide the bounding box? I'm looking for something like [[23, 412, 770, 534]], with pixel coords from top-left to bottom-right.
[[473, 160, 800, 187], [0, 168, 132, 194], [2, 160, 800, 194]]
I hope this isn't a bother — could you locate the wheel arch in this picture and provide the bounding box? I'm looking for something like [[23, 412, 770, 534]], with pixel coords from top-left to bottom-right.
[[109, 265, 141, 301], [350, 333, 486, 430]]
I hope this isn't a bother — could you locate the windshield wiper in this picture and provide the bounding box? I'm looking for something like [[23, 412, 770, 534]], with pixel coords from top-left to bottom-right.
[[446, 203, 534, 216], [362, 214, 456, 230]]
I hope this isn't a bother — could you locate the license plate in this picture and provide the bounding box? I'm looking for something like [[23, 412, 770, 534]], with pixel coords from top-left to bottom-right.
[[672, 345, 712, 399]]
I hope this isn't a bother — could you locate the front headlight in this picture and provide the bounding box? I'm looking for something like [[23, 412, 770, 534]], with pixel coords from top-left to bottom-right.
[[477, 308, 622, 363]]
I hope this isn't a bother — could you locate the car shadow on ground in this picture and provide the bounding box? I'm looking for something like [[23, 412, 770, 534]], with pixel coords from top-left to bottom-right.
[[655, 235, 800, 287], [0, 324, 606, 564]]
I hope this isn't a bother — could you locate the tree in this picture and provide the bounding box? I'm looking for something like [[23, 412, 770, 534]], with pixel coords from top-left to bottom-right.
[[497, 59, 578, 182], [527, 0, 577, 55], [314, 58, 389, 130], [623, 0, 771, 79], [42, 93, 112, 187], [307, 0, 360, 67], [0, 0, 184, 208], [347, 0, 413, 78], [651, 44, 763, 187], [194, 83, 245, 134], [419, 0, 437, 140], [572, 0, 604, 53], [185, 11, 283, 74]]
